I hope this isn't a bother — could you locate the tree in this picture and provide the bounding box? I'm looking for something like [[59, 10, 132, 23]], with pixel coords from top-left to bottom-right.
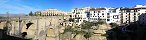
[[84, 32, 92, 39], [81, 21, 94, 40], [34, 11, 41, 16], [110, 23, 119, 28], [29, 11, 33, 16], [69, 18, 74, 22], [97, 20, 106, 25], [62, 21, 101, 40]]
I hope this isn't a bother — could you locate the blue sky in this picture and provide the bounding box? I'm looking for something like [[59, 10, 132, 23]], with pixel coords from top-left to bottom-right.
[[0, 0, 146, 14]]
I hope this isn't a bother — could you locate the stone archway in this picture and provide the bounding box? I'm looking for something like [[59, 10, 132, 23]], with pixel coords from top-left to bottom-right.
[[47, 28, 55, 37], [46, 28, 56, 40]]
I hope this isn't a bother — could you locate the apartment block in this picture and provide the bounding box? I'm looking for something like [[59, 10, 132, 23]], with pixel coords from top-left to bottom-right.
[[72, 7, 90, 25], [72, 5, 146, 25], [135, 5, 146, 25], [139, 13, 146, 25], [106, 8, 120, 24], [120, 8, 139, 24], [120, 5, 146, 25], [35, 9, 66, 16], [72, 7, 121, 25]]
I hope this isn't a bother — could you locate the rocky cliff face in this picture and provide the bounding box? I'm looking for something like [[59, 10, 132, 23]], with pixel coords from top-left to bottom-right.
[[0, 16, 112, 40], [60, 24, 111, 40], [0, 16, 65, 40]]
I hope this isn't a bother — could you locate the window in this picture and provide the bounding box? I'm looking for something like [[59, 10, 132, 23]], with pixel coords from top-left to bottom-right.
[[107, 19, 110, 21], [74, 10, 76, 12], [113, 15, 119, 19], [138, 13, 140, 15], [96, 18, 98, 20], [107, 16, 110, 18], [129, 13, 130, 15], [59, 19, 61, 20], [107, 13, 110, 15], [94, 18, 96, 20], [98, 11, 100, 13], [113, 10, 116, 13], [134, 16, 136, 18], [102, 13, 104, 15], [102, 11, 104, 12], [126, 21, 127, 23], [126, 10, 130, 12], [134, 13, 136, 15], [94, 11, 96, 13], [143, 22, 144, 24], [134, 10, 137, 12], [78, 15, 79, 17]]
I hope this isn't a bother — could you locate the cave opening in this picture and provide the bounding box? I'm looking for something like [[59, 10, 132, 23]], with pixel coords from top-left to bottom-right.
[[22, 32, 27, 38], [26, 22, 33, 29]]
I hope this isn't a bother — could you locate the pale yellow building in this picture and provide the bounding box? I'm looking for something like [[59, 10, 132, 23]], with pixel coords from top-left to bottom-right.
[[35, 9, 67, 16]]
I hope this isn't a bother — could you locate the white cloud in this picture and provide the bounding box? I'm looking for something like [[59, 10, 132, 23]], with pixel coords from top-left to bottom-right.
[[0, 0, 41, 14], [0, 0, 9, 5]]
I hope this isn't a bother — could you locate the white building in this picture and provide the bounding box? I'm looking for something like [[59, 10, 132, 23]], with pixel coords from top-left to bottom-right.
[[139, 13, 146, 25], [71, 5, 146, 25], [120, 5, 146, 25], [72, 7, 121, 25], [72, 7, 90, 25], [106, 8, 121, 24], [134, 5, 146, 25]]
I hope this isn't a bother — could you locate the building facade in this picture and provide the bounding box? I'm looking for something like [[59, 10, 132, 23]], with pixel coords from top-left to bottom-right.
[[35, 9, 66, 16], [72, 7, 121, 25], [106, 8, 121, 24], [120, 8, 139, 24], [120, 5, 146, 25], [72, 5, 146, 25]]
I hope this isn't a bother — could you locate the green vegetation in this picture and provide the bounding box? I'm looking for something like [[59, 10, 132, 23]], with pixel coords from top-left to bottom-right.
[[28, 38, 33, 40], [34, 11, 41, 16], [62, 20, 106, 40], [80, 21, 94, 39], [29, 11, 33, 16], [110, 23, 119, 28], [69, 18, 74, 22], [101, 34, 107, 37]]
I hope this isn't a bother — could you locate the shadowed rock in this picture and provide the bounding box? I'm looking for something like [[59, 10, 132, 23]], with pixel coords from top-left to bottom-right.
[[26, 23, 33, 29]]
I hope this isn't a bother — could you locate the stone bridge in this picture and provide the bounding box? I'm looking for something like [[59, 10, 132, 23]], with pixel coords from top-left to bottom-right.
[[0, 16, 65, 40]]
